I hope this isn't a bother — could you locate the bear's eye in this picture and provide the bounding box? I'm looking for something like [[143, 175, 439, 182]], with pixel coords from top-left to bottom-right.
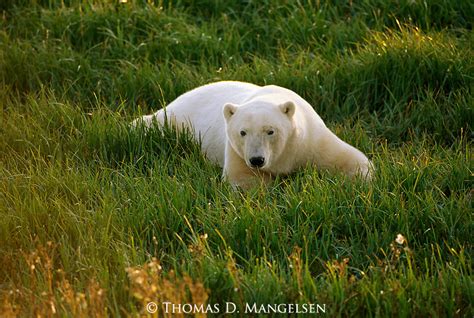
[[267, 130, 274, 136], [240, 130, 246, 137]]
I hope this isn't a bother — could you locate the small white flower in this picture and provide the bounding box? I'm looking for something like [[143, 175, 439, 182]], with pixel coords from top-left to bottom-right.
[[395, 234, 406, 245]]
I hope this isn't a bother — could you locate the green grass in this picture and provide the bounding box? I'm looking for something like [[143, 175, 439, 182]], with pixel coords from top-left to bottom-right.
[[0, 1, 472, 317]]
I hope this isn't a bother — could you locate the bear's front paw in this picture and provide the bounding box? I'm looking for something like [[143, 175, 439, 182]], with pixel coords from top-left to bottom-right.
[[224, 169, 274, 190], [351, 160, 374, 181]]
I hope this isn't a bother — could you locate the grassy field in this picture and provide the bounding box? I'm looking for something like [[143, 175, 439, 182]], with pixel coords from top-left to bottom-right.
[[0, 0, 472, 316]]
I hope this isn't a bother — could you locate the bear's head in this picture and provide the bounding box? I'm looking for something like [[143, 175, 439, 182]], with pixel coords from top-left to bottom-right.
[[223, 100, 296, 171]]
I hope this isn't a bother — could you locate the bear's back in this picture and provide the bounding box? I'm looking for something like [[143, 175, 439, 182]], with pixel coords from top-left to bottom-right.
[[167, 81, 261, 114]]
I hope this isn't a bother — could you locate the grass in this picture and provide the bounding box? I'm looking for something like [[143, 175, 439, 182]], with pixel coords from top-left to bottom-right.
[[0, 0, 472, 317]]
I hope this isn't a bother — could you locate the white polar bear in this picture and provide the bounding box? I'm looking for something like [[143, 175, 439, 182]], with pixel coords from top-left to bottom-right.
[[133, 81, 373, 188]]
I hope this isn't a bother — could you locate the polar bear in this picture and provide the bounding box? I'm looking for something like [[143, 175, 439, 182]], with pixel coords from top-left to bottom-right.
[[132, 81, 373, 188]]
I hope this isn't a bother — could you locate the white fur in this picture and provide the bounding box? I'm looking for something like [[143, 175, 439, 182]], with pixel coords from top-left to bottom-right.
[[132, 81, 373, 188]]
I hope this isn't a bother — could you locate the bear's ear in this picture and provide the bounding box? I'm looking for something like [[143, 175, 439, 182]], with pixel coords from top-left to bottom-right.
[[223, 103, 238, 121], [279, 101, 295, 118]]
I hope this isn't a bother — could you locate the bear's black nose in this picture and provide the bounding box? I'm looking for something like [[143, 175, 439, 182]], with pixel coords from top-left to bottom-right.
[[249, 156, 265, 168]]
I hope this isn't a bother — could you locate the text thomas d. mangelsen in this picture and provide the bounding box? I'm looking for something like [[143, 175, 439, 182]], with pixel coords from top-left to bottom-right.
[[160, 302, 326, 314]]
